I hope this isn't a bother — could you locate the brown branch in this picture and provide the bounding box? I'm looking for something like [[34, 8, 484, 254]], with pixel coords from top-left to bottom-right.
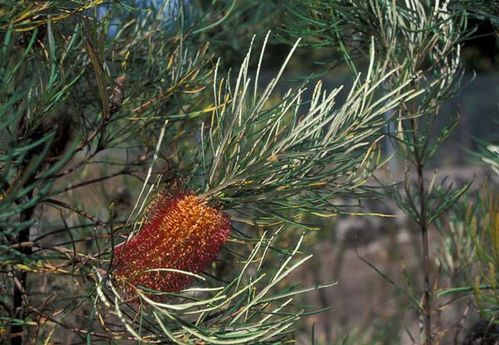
[[28, 308, 127, 341], [11, 187, 34, 345], [44, 198, 108, 229], [57, 169, 130, 195], [417, 158, 432, 345], [11, 264, 31, 345], [409, 114, 432, 345], [33, 223, 125, 243]]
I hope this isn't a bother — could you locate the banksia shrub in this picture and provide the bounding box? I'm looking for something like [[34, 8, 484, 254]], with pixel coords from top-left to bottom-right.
[[112, 192, 231, 295]]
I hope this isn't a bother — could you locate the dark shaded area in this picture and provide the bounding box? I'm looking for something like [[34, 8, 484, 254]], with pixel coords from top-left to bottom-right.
[[462, 19, 498, 72], [462, 320, 499, 345]]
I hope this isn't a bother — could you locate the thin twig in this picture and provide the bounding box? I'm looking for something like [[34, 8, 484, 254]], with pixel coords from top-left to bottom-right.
[[410, 114, 432, 345], [57, 169, 130, 195], [44, 198, 108, 229], [11, 187, 34, 345]]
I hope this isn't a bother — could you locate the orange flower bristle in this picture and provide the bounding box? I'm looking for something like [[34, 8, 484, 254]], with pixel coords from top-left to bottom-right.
[[113, 192, 231, 295]]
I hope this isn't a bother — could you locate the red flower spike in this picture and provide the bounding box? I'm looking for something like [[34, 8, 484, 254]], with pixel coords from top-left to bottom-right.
[[113, 192, 230, 294]]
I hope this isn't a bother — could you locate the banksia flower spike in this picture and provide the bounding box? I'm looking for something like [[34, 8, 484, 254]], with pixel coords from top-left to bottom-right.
[[113, 191, 231, 295]]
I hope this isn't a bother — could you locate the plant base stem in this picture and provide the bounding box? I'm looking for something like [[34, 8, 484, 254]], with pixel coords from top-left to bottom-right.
[[417, 162, 432, 345], [11, 191, 34, 345]]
